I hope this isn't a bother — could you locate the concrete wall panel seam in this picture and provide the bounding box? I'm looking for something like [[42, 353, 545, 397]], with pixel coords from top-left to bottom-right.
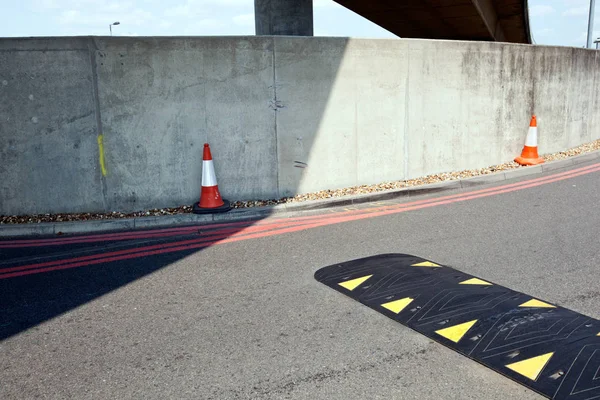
[[272, 37, 280, 198], [403, 44, 410, 182]]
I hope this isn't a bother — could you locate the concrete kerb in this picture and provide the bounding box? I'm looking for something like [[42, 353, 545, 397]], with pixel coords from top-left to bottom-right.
[[1, 151, 599, 238]]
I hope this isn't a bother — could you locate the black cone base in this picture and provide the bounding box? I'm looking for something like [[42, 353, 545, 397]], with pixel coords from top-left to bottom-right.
[[192, 199, 232, 215]]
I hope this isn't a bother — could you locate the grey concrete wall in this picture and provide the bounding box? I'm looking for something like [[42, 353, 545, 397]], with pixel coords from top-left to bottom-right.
[[1, 36, 599, 215], [0, 38, 105, 215]]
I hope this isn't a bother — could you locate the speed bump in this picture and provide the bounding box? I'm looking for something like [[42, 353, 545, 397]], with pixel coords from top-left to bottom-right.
[[314, 254, 600, 399]]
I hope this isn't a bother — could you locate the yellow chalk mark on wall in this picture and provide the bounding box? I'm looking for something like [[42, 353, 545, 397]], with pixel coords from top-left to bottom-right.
[[97, 134, 107, 177]]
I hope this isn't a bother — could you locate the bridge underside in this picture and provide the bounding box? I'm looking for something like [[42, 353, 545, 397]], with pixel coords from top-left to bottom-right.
[[333, 0, 531, 44]]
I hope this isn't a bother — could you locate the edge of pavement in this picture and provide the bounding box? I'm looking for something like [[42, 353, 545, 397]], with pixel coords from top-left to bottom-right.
[[2, 151, 599, 238]]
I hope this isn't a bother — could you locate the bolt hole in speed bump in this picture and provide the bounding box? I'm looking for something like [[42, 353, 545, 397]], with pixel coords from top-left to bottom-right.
[[192, 143, 232, 214], [314, 254, 600, 399]]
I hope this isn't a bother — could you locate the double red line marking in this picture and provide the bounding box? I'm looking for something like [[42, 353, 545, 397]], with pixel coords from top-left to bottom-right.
[[2, 163, 599, 280]]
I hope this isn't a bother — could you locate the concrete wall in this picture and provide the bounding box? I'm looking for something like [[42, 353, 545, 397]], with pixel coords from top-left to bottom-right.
[[1, 36, 599, 215], [0, 38, 105, 214]]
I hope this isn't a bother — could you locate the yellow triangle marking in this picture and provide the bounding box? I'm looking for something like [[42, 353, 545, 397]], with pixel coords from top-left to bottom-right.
[[435, 320, 478, 343], [519, 299, 556, 308], [411, 261, 441, 267], [381, 297, 414, 314], [506, 352, 554, 381], [460, 278, 492, 286], [338, 275, 372, 291]]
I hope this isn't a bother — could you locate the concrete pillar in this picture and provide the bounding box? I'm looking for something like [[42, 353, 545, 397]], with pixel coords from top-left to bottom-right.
[[254, 0, 313, 36]]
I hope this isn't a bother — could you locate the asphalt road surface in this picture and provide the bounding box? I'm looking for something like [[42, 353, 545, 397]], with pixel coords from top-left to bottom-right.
[[1, 160, 599, 400]]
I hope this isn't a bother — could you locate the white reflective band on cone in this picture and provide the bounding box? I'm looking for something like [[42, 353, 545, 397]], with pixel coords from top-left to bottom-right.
[[202, 160, 218, 187], [525, 127, 538, 147]]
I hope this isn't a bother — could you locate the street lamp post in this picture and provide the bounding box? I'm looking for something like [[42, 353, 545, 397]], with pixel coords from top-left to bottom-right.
[[587, 0, 596, 48], [109, 21, 120, 36], [595, 38, 600, 49]]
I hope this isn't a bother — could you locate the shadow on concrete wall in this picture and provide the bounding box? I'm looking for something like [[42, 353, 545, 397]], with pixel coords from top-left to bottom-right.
[[0, 36, 348, 341], [0, 36, 346, 215]]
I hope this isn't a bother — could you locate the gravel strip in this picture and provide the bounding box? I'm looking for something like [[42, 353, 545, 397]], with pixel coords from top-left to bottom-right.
[[2, 139, 600, 225], [0, 207, 194, 225]]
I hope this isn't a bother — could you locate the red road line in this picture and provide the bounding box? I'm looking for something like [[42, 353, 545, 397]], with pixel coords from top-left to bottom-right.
[[2, 163, 599, 280], [278, 164, 600, 229], [0, 217, 286, 248], [0, 217, 327, 274], [0, 219, 302, 249], [0, 220, 341, 279], [0, 229, 199, 248], [274, 162, 600, 223], [0, 214, 334, 249], [2, 162, 598, 248], [0, 224, 240, 248]]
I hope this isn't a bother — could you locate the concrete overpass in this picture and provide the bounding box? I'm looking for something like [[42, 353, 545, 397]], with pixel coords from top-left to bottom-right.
[[255, 0, 532, 44]]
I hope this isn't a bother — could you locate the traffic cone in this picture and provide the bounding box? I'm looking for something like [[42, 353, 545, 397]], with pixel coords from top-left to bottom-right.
[[192, 143, 232, 214], [515, 116, 544, 166]]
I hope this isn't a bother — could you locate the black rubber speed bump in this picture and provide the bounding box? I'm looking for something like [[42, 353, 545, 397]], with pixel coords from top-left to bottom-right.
[[314, 254, 600, 400]]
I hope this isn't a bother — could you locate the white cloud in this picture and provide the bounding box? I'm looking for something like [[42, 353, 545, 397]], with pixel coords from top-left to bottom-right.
[[34, 0, 133, 9], [58, 7, 154, 27], [106, 2, 133, 12], [197, 19, 225, 29], [314, 29, 335, 36], [184, 18, 226, 35], [208, 0, 251, 5], [165, 0, 251, 17], [233, 13, 254, 27], [536, 28, 554, 36], [562, 6, 589, 16], [164, 0, 207, 18], [572, 29, 600, 45], [529, 5, 556, 17], [164, 4, 192, 18], [562, 0, 588, 5], [561, 0, 598, 16], [32, 0, 60, 9]]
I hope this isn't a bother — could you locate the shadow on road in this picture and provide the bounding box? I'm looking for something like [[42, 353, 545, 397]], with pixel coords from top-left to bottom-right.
[[0, 36, 352, 342], [0, 218, 264, 341]]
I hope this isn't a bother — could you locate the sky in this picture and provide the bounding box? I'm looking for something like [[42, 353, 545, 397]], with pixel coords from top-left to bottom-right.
[[0, 0, 598, 48]]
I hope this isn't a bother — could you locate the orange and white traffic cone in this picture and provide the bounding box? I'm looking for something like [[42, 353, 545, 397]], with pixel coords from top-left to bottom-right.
[[192, 143, 231, 214], [515, 115, 544, 166]]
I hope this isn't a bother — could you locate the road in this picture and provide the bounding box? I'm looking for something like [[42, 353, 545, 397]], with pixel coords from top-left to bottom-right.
[[1, 160, 600, 400]]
